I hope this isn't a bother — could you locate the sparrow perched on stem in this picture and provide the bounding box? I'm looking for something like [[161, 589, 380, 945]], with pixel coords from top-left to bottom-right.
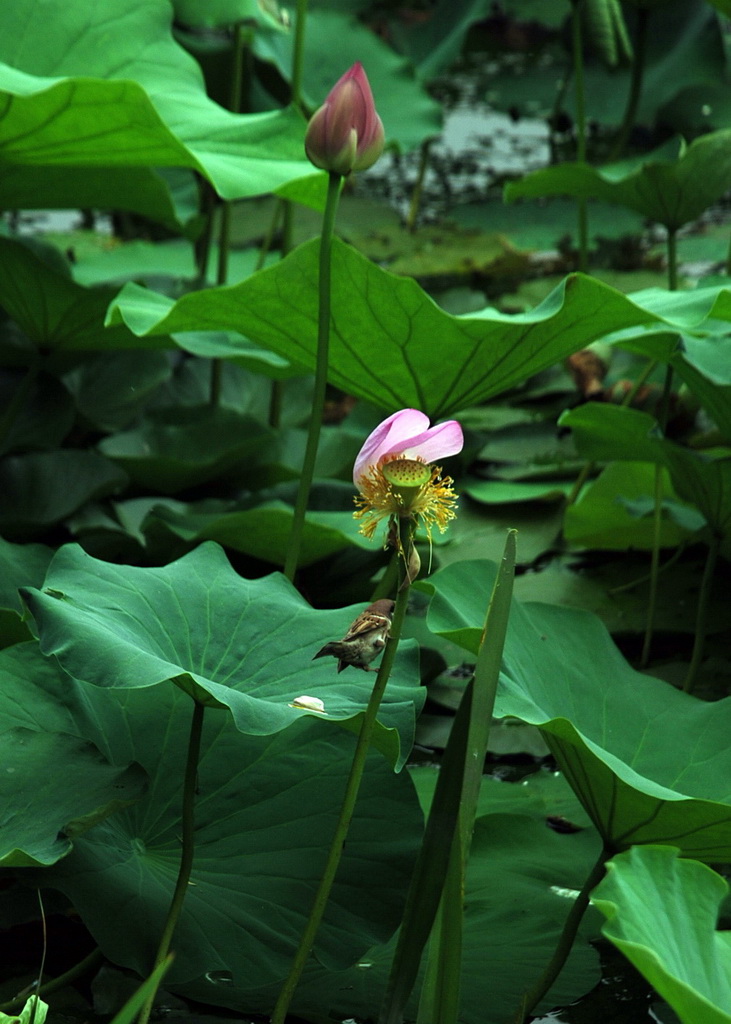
[[313, 599, 395, 673]]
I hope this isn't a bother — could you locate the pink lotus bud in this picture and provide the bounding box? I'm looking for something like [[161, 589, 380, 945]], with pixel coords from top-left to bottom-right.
[[304, 62, 385, 176]]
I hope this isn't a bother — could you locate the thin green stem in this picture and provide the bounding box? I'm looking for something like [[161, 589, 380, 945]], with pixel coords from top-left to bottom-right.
[[608, 540, 686, 595], [271, 524, 413, 1024], [210, 22, 246, 407], [666, 226, 678, 292], [269, 0, 307, 427], [283, 171, 342, 582], [571, 0, 588, 273], [257, 199, 285, 273], [565, 355, 659, 510], [371, 550, 400, 602], [195, 181, 216, 287], [683, 532, 720, 694], [290, 0, 308, 112], [137, 700, 205, 1024], [517, 846, 608, 1022], [608, 7, 648, 161], [641, 359, 674, 668], [405, 140, 432, 233]]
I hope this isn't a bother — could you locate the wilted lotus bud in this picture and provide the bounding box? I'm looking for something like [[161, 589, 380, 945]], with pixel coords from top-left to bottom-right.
[[304, 62, 385, 176]]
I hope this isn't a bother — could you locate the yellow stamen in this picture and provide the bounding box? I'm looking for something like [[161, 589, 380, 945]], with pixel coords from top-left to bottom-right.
[[353, 458, 458, 542]]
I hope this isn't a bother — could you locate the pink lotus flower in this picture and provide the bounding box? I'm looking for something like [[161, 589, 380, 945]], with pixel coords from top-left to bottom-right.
[[353, 409, 464, 541], [353, 409, 463, 486], [304, 62, 385, 176]]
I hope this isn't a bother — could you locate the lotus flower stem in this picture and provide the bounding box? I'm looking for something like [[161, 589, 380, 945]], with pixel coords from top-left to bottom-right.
[[283, 171, 342, 581], [570, 0, 588, 273], [137, 699, 205, 1024], [641, 360, 674, 668], [609, 7, 649, 161], [210, 22, 248, 407], [683, 531, 720, 694], [516, 845, 608, 1022], [272, 521, 413, 1024]]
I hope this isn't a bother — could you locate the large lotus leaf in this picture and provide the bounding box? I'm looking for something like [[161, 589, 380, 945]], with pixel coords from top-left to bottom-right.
[[377, 0, 494, 83], [22, 542, 422, 768], [1, 642, 422, 986], [216, 770, 601, 1021], [0, 370, 75, 453], [0, 537, 53, 647], [0, 238, 167, 354], [97, 407, 275, 494], [0, 0, 311, 201], [141, 500, 373, 567], [593, 846, 731, 1024], [173, 0, 279, 29], [253, 9, 442, 153], [562, 403, 731, 539], [611, 328, 731, 440], [1, 163, 190, 231], [47, 689, 423, 984], [0, 451, 128, 540], [106, 240, 682, 419], [505, 131, 731, 230], [0, 726, 147, 868], [564, 461, 702, 551], [63, 351, 172, 432], [419, 559, 731, 860]]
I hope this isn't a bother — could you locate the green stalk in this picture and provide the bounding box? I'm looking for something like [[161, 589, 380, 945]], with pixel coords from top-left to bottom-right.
[[269, 0, 308, 425], [571, 0, 588, 273], [608, 7, 648, 161], [210, 22, 247, 407], [516, 845, 608, 1022], [290, 0, 308, 112], [271, 522, 413, 1024], [283, 171, 342, 581], [683, 531, 720, 694], [565, 354, 658, 510], [641, 225, 677, 666], [381, 532, 518, 1024], [405, 140, 432, 233], [666, 226, 678, 292], [137, 700, 205, 1024]]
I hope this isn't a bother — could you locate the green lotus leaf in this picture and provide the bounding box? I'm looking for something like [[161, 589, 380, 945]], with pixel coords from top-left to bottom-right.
[[505, 131, 731, 230], [0, 451, 128, 540], [0, 726, 147, 868], [22, 542, 422, 768], [97, 407, 275, 494], [0, 237, 163, 355], [0, 643, 422, 986], [107, 240, 682, 419], [420, 558, 731, 860], [562, 403, 731, 539], [593, 846, 731, 1024], [0, 0, 311, 203], [215, 771, 602, 1021], [43, 678, 422, 983], [0, 537, 54, 648], [141, 500, 373, 567]]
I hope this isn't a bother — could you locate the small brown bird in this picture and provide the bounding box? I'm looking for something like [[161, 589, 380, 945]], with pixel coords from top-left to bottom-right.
[[313, 599, 395, 673]]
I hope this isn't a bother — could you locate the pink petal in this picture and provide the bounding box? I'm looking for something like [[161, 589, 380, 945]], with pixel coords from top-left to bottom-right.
[[400, 420, 464, 465], [353, 409, 429, 484], [353, 410, 463, 485]]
